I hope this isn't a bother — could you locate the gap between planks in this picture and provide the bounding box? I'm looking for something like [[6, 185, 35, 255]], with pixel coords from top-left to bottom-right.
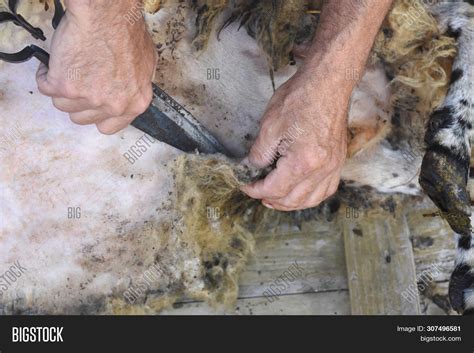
[[341, 206, 421, 315]]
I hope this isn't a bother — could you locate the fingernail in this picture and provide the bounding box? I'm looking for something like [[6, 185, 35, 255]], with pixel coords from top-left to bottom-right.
[[262, 201, 274, 209]]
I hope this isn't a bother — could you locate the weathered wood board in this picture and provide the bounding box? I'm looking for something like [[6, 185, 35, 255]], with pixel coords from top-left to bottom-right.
[[164, 218, 349, 314], [163, 196, 456, 315], [342, 207, 420, 315], [407, 204, 456, 282], [406, 200, 457, 315], [239, 221, 348, 298], [162, 291, 350, 315]]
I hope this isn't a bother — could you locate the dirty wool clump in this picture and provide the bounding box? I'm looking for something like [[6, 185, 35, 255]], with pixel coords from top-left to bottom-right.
[[169, 153, 356, 308], [192, 0, 319, 86], [171, 154, 264, 306], [373, 0, 456, 113], [167, 154, 403, 309], [370, 0, 457, 155], [109, 155, 274, 313]]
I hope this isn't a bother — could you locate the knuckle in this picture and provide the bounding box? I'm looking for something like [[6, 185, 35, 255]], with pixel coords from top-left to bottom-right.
[[270, 185, 292, 199], [96, 124, 117, 135], [61, 83, 80, 99], [327, 186, 338, 198], [328, 160, 339, 171], [294, 157, 318, 176], [250, 143, 269, 164], [69, 114, 82, 125], [284, 195, 308, 210], [272, 203, 289, 211], [51, 98, 64, 111], [259, 119, 275, 139], [38, 81, 58, 97], [37, 82, 49, 96], [143, 87, 153, 106], [305, 199, 322, 209], [132, 91, 152, 115], [276, 201, 304, 211], [87, 95, 103, 109], [315, 147, 330, 162], [272, 191, 287, 199], [260, 117, 272, 131], [327, 155, 342, 172], [109, 102, 127, 116], [327, 181, 340, 197], [283, 203, 301, 210]]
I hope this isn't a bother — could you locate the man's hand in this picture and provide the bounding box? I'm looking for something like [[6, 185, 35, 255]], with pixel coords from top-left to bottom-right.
[[241, 69, 349, 211], [36, 0, 156, 134], [241, 0, 394, 211]]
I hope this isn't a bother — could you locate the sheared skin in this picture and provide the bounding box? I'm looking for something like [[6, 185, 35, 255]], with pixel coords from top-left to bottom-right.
[[241, 0, 394, 211], [36, 0, 156, 134]]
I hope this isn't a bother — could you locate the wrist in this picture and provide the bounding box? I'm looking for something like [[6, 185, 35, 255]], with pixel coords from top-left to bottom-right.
[[65, 0, 141, 9], [299, 0, 393, 93], [298, 53, 356, 99], [64, 0, 142, 20], [64, 0, 145, 32]]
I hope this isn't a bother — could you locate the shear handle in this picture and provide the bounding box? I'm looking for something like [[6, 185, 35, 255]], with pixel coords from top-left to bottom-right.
[[0, 45, 49, 67]]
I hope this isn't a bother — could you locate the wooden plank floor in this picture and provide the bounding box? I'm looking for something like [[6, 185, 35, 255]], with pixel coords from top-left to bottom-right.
[[407, 204, 456, 315], [161, 292, 350, 315], [163, 218, 349, 315], [343, 209, 420, 314], [162, 197, 457, 315]]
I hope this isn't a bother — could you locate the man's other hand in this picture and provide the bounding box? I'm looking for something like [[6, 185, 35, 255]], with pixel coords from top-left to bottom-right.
[[241, 71, 349, 211], [36, 0, 157, 134]]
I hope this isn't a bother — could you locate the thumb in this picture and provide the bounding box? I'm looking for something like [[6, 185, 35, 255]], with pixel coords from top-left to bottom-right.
[[247, 127, 280, 169], [36, 63, 56, 97]]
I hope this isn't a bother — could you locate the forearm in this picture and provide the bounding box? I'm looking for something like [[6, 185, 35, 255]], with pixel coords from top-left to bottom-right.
[[245, 3, 396, 208], [61, 0, 150, 68], [65, 0, 142, 11], [303, 0, 393, 96], [64, 0, 143, 27]]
